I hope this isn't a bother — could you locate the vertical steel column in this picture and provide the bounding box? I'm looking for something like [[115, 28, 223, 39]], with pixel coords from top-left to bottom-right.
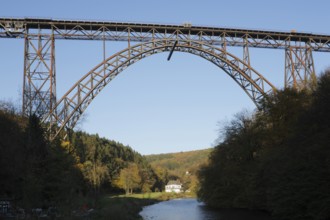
[[103, 27, 106, 76], [243, 37, 252, 78], [128, 28, 131, 60], [22, 27, 56, 118], [284, 43, 316, 90]]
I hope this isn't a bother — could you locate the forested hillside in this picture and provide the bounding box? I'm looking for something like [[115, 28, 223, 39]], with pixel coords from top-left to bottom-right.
[[198, 70, 330, 220], [146, 149, 211, 193], [0, 107, 161, 215]]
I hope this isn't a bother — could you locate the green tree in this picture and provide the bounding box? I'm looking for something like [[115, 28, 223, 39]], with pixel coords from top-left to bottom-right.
[[0, 105, 26, 200], [22, 115, 50, 208], [114, 163, 141, 194], [139, 167, 157, 193]]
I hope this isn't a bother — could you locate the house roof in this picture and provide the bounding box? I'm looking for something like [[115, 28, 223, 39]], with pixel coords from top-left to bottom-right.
[[167, 180, 181, 185]]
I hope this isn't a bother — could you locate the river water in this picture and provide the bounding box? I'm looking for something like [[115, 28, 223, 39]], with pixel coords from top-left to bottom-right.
[[139, 198, 273, 220]]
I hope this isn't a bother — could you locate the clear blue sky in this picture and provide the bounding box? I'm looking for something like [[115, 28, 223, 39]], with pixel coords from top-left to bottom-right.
[[1, 0, 330, 155]]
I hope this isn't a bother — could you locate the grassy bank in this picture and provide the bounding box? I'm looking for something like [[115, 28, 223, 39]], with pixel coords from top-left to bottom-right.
[[95, 192, 194, 220]]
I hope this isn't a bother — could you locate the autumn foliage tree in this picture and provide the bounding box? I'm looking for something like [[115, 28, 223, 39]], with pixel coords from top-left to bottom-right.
[[82, 160, 109, 195], [114, 163, 141, 194]]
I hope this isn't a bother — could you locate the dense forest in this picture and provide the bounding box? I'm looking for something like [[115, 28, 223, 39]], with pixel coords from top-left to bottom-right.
[[198, 70, 330, 220], [0, 106, 162, 215], [146, 149, 211, 193]]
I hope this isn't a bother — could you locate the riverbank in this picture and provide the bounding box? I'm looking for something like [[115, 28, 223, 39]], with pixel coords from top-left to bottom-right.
[[95, 192, 193, 220]]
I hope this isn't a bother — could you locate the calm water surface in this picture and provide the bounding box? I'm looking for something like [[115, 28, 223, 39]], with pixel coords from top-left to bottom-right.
[[139, 198, 273, 220]]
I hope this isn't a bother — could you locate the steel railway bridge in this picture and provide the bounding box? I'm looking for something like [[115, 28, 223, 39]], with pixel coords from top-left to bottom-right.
[[1, 17, 330, 140]]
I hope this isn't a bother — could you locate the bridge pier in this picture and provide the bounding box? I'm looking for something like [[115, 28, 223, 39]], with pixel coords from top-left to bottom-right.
[[22, 29, 56, 118], [285, 44, 316, 90]]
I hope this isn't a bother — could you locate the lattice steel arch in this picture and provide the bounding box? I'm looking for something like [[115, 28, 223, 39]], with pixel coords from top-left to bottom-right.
[[42, 39, 276, 140]]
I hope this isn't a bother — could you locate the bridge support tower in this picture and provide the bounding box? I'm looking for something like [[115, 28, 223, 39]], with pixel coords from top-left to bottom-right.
[[22, 28, 56, 118], [285, 43, 316, 90]]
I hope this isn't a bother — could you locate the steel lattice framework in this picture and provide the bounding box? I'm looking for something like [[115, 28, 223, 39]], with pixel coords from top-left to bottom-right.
[[1, 17, 330, 139]]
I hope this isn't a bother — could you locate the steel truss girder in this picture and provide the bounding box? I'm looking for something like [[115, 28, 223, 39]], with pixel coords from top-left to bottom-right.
[[23, 30, 56, 117], [1, 18, 330, 52], [42, 39, 276, 140], [285, 44, 316, 90]]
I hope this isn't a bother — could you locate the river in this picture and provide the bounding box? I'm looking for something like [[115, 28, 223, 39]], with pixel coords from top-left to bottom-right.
[[139, 198, 273, 220]]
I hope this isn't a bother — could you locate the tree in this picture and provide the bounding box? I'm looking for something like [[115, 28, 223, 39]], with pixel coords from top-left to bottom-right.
[[114, 163, 141, 194], [22, 115, 50, 208], [139, 167, 156, 193], [82, 160, 109, 195], [0, 106, 26, 201]]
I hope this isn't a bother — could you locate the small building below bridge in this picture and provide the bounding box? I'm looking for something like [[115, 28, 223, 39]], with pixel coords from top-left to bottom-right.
[[165, 180, 182, 193]]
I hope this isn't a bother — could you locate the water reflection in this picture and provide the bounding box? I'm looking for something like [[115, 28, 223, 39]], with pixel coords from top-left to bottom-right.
[[140, 198, 273, 220]]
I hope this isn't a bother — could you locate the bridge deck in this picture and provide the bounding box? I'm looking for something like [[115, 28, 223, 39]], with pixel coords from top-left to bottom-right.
[[1, 17, 330, 51]]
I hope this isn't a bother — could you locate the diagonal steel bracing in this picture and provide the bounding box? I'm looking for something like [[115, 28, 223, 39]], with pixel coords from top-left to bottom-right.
[[285, 43, 316, 90], [23, 29, 56, 117]]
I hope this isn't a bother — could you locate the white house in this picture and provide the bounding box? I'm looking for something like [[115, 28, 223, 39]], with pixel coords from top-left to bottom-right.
[[165, 180, 182, 193]]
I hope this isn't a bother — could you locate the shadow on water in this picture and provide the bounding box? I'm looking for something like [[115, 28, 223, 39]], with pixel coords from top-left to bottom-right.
[[140, 198, 273, 220], [200, 205, 273, 220]]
